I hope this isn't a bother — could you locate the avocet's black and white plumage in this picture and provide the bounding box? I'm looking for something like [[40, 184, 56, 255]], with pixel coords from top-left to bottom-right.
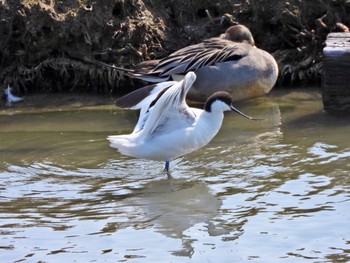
[[108, 72, 259, 172]]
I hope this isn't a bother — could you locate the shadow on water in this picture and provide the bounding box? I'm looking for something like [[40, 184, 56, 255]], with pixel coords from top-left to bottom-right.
[[1, 88, 350, 262]]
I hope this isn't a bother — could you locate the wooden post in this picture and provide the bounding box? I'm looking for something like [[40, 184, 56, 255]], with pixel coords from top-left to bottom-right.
[[322, 32, 350, 113]]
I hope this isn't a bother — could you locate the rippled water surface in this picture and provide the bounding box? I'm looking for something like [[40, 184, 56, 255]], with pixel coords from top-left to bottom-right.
[[1, 89, 350, 262]]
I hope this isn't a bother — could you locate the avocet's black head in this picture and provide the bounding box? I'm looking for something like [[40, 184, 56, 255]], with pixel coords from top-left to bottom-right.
[[204, 91, 263, 120], [204, 91, 233, 113]]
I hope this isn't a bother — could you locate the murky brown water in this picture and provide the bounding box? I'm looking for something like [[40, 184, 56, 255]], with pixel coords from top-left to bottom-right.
[[1, 89, 350, 262]]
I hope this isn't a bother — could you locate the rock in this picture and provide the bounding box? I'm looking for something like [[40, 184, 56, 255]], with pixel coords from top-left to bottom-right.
[[322, 32, 350, 113]]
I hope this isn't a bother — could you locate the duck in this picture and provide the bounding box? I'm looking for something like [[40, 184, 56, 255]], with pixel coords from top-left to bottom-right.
[[107, 71, 261, 172], [111, 24, 278, 102]]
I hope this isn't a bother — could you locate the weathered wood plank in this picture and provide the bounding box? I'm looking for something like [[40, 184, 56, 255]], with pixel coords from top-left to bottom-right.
[[322, 32, 350, 113]]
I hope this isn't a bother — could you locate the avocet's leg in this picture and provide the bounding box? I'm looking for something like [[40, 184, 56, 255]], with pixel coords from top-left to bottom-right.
[[164, 161, 170, 172], [164, 161, 174, 188]]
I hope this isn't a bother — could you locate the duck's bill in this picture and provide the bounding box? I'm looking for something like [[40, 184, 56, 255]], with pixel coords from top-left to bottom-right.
[[230, 105, 264, 121]]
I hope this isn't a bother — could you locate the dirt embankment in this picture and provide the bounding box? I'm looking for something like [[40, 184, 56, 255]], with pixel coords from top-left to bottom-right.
[[1, 0, 349, 96]]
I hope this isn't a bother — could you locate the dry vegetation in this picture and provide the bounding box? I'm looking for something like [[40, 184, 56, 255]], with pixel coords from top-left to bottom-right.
[[1, 0, 350, 95]]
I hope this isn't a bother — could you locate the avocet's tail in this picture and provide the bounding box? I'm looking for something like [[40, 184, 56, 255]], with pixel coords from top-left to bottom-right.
[[107, 135, 138, 158]]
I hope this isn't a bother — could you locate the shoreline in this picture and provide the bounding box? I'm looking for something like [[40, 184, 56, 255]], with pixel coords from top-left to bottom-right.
[[0, 93, 117, 114], [0, 87, 323, 114]]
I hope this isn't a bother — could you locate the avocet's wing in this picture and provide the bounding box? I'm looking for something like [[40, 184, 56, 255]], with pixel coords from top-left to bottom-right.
[[139, 71, 197, 139], [115, 81, 176, 133], [115, 81, 176, 110]]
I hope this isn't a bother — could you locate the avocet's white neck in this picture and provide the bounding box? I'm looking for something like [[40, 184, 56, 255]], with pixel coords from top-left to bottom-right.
[[207, 100, 232, 113], [195, 109, 225, 144]]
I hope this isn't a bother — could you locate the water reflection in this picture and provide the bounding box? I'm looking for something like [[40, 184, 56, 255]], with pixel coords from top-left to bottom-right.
[[124, 179, 222, 257], [1, 89, 350, 262]]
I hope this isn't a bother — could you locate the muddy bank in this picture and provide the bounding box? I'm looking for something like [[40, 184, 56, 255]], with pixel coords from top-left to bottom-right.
[[1, 0, 350, 96]]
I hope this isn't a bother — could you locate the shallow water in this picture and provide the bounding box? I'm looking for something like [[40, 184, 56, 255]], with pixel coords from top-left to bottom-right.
[[1, 89, 350, 263]]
